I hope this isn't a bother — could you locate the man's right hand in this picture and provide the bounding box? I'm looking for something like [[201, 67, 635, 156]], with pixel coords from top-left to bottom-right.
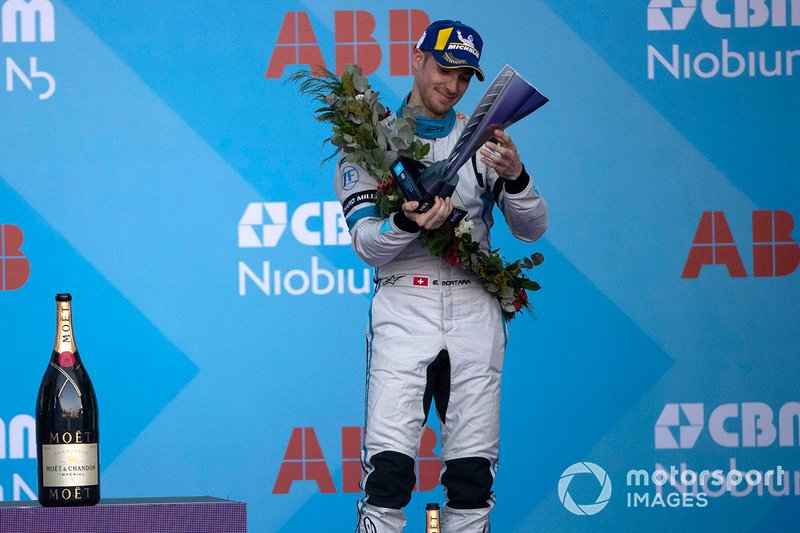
[[402, 196, 453, 230]]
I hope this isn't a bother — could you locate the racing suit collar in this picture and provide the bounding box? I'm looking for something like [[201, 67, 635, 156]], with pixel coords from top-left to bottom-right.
[[398, 94, 457, 139]]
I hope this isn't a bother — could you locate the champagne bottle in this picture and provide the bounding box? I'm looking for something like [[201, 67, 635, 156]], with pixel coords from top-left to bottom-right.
[[426, 503, 440, 533], [36, 293, 100, 506]]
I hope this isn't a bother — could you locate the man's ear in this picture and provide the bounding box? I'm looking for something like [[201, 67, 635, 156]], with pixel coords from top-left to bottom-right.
[[411, 48, 425, 73]]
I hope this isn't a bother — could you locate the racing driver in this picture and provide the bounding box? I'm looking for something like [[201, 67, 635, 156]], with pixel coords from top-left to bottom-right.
[[335, 19, 549, 532]]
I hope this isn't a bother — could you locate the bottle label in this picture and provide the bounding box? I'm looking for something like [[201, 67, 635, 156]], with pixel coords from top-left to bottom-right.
[[41, 443, 99, 487], [54, 299, 77, 355]]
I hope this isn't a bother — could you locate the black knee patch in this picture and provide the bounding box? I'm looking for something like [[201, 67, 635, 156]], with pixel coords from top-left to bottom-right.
[[441, 457, 494, 509], [365, 451, 416, 509]]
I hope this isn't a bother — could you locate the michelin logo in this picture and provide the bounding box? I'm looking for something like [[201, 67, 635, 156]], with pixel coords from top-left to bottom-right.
[[456, 30, 475, 47], [446, 42, 479, 59]]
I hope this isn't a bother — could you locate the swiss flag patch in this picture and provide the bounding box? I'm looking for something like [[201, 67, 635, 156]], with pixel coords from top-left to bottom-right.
[[412, 276, 429, 286]]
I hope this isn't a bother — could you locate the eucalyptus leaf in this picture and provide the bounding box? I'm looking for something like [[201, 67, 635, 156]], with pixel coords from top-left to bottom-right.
[[396, 124, 414, 146], [352, 73, 369, 93], [521, 280, 541, 291], [376, 129, 388, 151], [371, 148, 387, 167]]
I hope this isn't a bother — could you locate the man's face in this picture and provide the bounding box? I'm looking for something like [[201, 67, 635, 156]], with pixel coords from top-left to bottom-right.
[[409, 50, 474, 119]]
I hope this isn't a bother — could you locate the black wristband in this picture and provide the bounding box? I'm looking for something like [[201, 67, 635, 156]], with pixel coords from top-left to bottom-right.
[[393, 211, 420, 233], [503, 164, 531, 195]]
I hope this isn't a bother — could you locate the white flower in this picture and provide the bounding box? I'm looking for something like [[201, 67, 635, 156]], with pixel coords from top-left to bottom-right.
[[454, 218, 474, 238], [355, 94, 365, 100]]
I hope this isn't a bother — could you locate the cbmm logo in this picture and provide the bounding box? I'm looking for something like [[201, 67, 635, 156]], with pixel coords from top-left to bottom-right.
[[0, 224, 30, 291], [648, 0, 697, 31]]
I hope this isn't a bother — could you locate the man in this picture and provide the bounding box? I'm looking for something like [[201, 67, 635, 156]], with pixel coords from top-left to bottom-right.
[[335, 19, 548, 532]]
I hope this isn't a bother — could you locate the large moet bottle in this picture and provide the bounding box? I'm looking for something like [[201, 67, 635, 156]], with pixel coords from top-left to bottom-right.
[[36, 293, 100, 506]]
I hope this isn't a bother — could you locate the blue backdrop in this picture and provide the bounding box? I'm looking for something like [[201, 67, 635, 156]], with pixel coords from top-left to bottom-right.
[[1, 1, 798, 531]]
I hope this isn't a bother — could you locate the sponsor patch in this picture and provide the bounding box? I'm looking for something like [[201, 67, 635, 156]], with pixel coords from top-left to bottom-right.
[[341, 165, 360, 191], [381, 275, 405, 286], [341, 190, 378, 217]]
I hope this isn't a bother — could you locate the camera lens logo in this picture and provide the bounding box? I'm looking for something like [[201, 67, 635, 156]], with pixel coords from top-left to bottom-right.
[[558, 462, 612, 516], [648, 0, 697, 31]]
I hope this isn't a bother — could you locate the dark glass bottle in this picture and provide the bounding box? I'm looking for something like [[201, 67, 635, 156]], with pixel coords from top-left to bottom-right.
[[36, 293, 100, 506]]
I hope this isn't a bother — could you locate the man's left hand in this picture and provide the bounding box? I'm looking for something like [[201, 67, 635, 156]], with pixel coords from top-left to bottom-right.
[[479, 129, 523, 180]]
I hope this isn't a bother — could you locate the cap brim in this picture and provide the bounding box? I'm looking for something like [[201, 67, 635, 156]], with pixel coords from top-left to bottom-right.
[[431, 56, 485, 82]]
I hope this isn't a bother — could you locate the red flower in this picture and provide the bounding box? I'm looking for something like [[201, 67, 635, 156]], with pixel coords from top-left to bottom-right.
[[377, 178, 396, 193], [444, 253, 461, 266], [444, 241, 461, 266], [512, 289, 528, 312]]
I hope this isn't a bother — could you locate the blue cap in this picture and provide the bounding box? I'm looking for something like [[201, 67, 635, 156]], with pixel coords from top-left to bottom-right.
[[415, 20, 484, 81]]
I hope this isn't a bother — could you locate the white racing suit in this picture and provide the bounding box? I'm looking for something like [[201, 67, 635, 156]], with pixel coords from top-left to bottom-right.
[[335, 112, 548, 532]]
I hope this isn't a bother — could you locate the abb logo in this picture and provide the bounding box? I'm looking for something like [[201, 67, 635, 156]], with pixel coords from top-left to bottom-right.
[[265, 9, 430, 78], [272, 426, 441, 494], [682, 210, 799, 278], [1, 224, 30, 291]]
